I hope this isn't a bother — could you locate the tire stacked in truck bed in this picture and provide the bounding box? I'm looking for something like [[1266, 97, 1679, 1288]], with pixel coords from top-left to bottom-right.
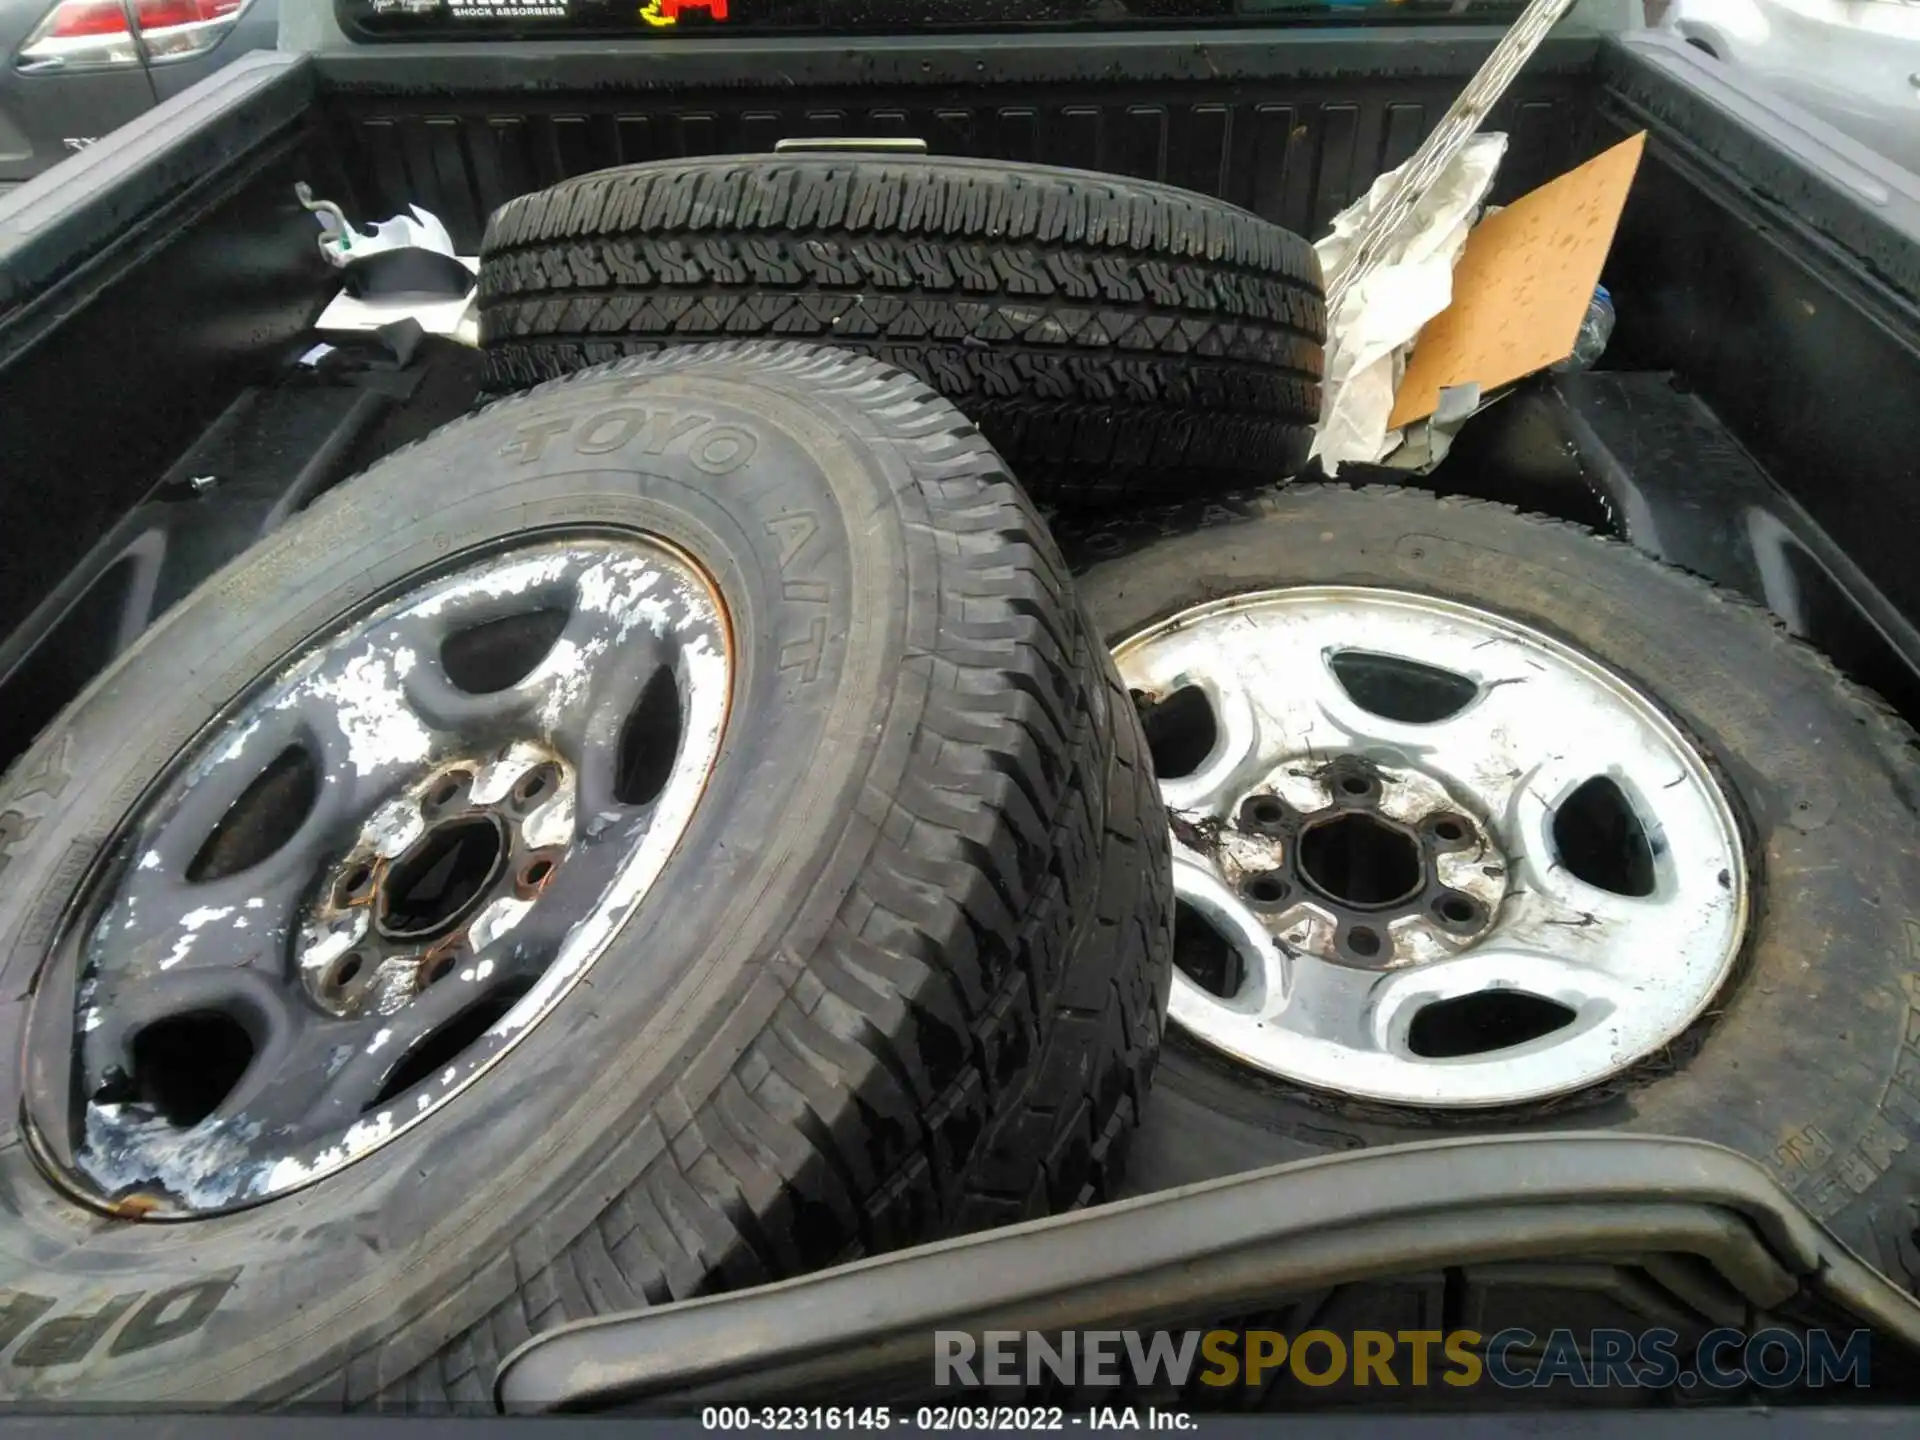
[[482, 151, 1920, 1301], [476, 154, 1328, 507]]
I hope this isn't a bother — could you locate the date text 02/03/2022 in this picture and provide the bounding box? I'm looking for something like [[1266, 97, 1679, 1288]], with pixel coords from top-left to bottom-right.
[[701, 1408, 1192, 1431]]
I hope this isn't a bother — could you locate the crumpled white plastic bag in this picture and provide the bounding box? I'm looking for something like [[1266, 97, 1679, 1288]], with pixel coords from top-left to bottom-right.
[[297, 184, 479, 345], [1310, 133, 1509, 474]]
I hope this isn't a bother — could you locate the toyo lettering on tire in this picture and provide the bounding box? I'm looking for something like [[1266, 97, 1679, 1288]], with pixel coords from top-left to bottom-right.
[[475, 154, 1326, 507], [0, 342, 1172, 1403], [1058, 483, 1920, 1293]]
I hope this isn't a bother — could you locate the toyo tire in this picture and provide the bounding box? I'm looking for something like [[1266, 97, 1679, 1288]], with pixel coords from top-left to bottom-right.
[[1060, 483, 1920, 1293], [0, 342, 1173, 1405], [476, 154, 1326, 507]]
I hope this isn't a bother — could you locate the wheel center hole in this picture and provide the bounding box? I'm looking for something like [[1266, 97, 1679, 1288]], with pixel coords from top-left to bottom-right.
[[378, 815, 507, 940], [1297, 812, 1423, 910]]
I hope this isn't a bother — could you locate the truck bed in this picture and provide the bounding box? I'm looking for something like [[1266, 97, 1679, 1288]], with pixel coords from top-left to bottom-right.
[[6, 24, 1920, 1396], [2, 25, 1918, 775]]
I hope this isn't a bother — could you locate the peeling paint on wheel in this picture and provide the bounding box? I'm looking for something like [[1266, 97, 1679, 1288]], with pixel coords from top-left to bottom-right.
[[25, 537, 735, 1218]]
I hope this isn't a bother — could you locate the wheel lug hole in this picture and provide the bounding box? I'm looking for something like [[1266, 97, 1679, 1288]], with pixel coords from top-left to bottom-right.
[[327, 951, 367, 993], [1427, 814, 1470, 845], [427, 772, 471, 813], [1338, 774, 1373, 798], [336, 863, 376, 906], [1242, 870, 1291, 908], [513, 764, 559, 808], [520, 857, 555, 890], [420, 952, 457, 986], [1432, 892, 1482, 927], [1346, 925, 1383, 958], [1239, 795, 1291, 833]]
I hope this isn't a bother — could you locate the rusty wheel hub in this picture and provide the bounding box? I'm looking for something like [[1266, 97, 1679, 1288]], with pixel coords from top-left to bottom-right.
[[302, 748, 576, 1020]]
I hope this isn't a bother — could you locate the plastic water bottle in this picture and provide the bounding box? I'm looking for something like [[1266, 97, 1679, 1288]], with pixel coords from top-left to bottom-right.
[[1553, 283, 1615, 373]]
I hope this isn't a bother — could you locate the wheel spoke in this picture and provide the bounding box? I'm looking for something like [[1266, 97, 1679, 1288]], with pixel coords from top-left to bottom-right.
[[1506, 820, 1662, 936], [78, 964, 290, 1100], [86, 876, 292, 982], [286, 956, 536, 1138], [1120, 627, 1273, 817], [205, 1000, 366, 1134], [1170, 852, 1292, 1018], [1263, 953, 1390, 1053], [1498, 813, 1743, 1015], [556, 622, 677, 815], [1246, 625, 1436, 757], [139, 705, 332, 878], [394, 560, 581, 737], [1329, 662, 1557, 827], [1368, 945, 1634, 1058], [1246, 945, 1645, 1108], [99, 716, 347, 982], [1499, 751, 1644, 909]]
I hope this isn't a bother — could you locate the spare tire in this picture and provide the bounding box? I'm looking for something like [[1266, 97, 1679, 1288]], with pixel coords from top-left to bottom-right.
[[1061, 483, 1920, 1291], [477, 154, 1326, 506], [0, 342, 1172, 1405]]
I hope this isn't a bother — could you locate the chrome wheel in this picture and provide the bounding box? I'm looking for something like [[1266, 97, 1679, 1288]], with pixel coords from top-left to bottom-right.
[[27, 537, 731, 1216], [1115, 586, 1747, 1109]]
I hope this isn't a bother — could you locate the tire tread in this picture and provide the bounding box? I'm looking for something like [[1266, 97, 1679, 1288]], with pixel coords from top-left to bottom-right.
[[476, 158, 1326, 503]]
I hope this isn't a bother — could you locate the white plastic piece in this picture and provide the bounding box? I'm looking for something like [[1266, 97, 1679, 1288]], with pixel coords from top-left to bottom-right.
[[320, 205, 457, 269], [313, 258, 482, 345], [295, 183, 461, 270], [1309, 134, 1508, 475]]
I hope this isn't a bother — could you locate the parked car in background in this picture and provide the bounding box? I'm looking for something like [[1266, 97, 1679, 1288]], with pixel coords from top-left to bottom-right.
[[0, 0, 276, 189], [1660, 0, 1920, 173]]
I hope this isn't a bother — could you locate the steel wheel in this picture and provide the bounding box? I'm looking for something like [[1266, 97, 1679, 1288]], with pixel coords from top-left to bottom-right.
[[1115, 585, 1747, 1108], [27, 536, 731, 1216]]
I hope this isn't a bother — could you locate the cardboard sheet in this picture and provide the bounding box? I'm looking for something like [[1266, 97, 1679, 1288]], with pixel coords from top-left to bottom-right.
[[1387, 131, 1647, 430]]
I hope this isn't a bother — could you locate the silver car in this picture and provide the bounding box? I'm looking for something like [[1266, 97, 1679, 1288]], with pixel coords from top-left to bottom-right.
[[0, 0, 277, 189], [1660, 0, 1920, 173]]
